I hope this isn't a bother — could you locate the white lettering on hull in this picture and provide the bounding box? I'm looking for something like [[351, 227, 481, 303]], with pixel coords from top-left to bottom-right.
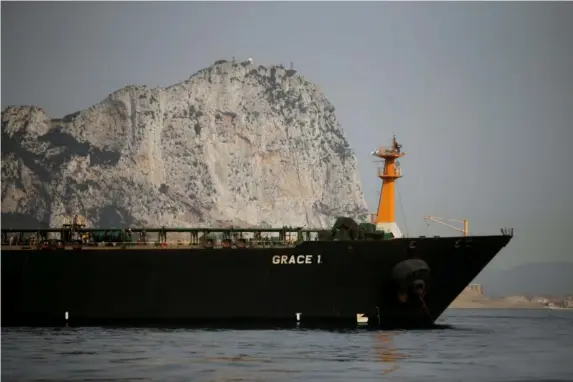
[[272, 254, 323, 265]]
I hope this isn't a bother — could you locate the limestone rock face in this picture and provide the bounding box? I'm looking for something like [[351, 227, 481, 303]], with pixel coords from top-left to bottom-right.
[[1, 60, 369, 229]]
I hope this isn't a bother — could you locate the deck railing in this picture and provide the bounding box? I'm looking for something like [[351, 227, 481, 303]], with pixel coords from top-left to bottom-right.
[[0, 227, 323, 250]]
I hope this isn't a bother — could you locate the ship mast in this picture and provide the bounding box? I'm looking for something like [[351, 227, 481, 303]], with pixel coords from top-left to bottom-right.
[[371, 135, 405, 238]]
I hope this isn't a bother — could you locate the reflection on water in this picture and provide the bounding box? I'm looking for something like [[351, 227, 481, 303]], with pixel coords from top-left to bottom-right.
[[2, 310, 573, 382], [374, 331, 408, 375]]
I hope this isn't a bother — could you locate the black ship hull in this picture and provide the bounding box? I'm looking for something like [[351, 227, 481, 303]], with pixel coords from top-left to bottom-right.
[[1, 235, 511, 329]]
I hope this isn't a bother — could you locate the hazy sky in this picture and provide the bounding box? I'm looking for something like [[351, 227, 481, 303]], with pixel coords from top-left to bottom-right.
[[2, 2, 572, 270]]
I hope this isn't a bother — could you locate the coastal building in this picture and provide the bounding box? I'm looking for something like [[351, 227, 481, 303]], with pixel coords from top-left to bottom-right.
[[464, 284, 484, 295]]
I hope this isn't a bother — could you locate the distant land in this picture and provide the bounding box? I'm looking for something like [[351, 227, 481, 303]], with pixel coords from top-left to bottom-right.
[[449, 281, 573, 310], [473, 262, 573, 298]]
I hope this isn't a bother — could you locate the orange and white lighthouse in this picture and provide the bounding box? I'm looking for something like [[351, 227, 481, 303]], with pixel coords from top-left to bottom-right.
[[371, 135, 404, 238]]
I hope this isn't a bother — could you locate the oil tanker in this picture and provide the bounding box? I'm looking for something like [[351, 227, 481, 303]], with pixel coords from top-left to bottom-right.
[[1, 136, 514, 328]]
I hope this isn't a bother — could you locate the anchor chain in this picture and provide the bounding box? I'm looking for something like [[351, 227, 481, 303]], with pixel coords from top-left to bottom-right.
[[419, 295, 433, 323]]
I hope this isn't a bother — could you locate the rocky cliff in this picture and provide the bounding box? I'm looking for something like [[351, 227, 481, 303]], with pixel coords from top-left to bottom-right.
[[1, 59, 369, 229]]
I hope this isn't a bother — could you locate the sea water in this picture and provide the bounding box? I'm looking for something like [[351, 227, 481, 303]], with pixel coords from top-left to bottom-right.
[[2, 309, 572, 382]]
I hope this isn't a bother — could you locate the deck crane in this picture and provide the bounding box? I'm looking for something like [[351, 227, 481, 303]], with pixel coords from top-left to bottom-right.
[[423, 216, 468, 236]]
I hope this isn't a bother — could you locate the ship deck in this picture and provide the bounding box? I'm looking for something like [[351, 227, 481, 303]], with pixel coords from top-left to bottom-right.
[[0, 242, 301, 251]]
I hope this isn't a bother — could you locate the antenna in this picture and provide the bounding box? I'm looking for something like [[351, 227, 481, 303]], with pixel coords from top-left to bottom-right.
[[290, 61, 294, 70]]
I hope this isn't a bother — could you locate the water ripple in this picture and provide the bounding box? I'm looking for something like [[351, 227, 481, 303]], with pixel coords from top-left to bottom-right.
[[2, 309, 573, 382]]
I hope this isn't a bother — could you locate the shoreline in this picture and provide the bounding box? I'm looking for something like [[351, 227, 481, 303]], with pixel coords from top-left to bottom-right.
[[449, 294, 554, 310], [448, 305, 547, 309]]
